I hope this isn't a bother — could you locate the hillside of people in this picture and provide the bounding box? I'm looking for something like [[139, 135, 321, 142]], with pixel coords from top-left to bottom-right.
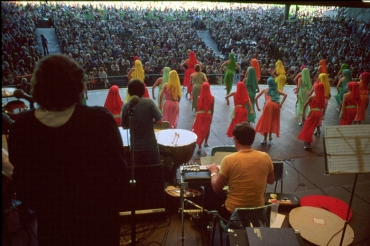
[[2, 1, 370, 88]]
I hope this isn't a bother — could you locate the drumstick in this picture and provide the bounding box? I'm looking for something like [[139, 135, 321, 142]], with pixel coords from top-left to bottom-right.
[[172, 132, 177, 144], [175, 133, 180, 145], [174, 133, 179, 145], [172, 132, 180, 145]]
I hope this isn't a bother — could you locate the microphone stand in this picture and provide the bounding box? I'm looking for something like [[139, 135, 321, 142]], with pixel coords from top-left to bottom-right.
[[128, 106, 136, 246]]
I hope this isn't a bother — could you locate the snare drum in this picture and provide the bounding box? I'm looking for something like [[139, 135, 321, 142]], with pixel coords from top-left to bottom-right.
[[3, 100, 27, 121], [156, 129, 197, 170]]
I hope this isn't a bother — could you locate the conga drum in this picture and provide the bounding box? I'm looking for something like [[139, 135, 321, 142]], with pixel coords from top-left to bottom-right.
[[3, 100, 27, 121], [156, 129, 197, 171]]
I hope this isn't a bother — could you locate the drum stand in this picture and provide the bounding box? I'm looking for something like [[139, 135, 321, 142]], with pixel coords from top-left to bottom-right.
[[128, 107, 137, 246], [179, 183, 209, 245], [180, 183, 207, 244]]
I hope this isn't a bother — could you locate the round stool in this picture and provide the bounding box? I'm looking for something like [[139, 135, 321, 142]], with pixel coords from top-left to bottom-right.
[[300, 195, 352, 221], [289, 207, 354, 246]]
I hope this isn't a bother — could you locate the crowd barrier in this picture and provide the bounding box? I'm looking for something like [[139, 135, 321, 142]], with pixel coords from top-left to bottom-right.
[[87, 74, 295, 90], [2, 74, 296, 90]]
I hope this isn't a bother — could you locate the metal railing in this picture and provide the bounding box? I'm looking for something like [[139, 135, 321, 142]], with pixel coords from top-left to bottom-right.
[[2, 73, 296, 90]]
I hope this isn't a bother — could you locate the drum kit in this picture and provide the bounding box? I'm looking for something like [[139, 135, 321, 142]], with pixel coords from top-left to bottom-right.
[[118, 127, 197, 184], [2, 87, 28, 121]]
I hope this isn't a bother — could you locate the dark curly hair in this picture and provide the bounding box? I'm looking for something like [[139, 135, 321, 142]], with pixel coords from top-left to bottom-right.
[[31, 54, 85, 111]]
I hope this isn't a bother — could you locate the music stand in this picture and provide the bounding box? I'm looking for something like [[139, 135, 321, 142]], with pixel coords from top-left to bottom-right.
[[323, 125, 370, 246]]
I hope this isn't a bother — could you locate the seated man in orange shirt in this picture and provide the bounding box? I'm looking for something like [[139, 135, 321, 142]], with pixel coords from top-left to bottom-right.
[[206, 122, 275, 220]]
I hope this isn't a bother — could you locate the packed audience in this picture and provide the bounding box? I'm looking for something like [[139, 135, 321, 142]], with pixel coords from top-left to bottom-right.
[[2, 1, 369, 88], [2, 2, 42, 85], [208, 4, 370, 81]]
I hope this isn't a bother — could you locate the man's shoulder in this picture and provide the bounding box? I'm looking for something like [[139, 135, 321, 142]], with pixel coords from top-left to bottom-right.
[[135, 97, 156, 108]]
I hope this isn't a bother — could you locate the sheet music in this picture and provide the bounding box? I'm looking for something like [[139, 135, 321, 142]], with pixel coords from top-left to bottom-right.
[[324, 125, 370, 174]]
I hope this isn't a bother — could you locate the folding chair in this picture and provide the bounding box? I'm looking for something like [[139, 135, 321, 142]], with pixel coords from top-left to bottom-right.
[[210, 145, 236, 156], [210, 204, 273, 246]]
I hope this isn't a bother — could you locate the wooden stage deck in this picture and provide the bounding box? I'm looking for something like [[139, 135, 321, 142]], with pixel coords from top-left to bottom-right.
[[2, 83, 370, 246]]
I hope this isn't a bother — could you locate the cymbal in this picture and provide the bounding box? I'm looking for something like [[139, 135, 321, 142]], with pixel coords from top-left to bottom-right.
[[165, 185, 202, 197], [2, 87, 17, 98]]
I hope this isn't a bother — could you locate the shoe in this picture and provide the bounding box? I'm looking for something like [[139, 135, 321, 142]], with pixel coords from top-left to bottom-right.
[[261, 140, 267, 145], [204, 143, 209, 148], [269, 135, 273, 141], [298, 122, 303, 126], [314, 130, 321, 136], [303, 143, 311, 150]]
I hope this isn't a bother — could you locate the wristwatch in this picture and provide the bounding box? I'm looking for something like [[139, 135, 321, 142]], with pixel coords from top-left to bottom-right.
[[210, 172, 218, 177]]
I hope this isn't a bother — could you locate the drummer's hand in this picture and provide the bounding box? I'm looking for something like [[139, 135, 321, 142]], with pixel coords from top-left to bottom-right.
[[206, 163, 219, 173]]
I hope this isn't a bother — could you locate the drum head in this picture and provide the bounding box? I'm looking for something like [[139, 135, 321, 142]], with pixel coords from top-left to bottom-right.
[[4, 100, 27, 121], [156, 129, 197, 147]]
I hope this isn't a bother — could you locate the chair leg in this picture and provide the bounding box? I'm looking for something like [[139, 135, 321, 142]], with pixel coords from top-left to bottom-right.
[[281, 180, 283, 193], [274, 181, 278, 193], [219, 219, 223, 246], [211, 216, 216, 246]]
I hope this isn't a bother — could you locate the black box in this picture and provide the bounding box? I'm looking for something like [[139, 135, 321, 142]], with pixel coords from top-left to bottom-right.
[[229, 228, 305, 246]]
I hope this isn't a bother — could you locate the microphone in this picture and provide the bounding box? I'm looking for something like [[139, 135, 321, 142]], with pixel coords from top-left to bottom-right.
[[128, 95, 139, 108]]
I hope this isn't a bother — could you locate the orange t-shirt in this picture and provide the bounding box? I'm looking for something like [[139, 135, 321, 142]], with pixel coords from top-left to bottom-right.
[[220, 149, 274, 213]]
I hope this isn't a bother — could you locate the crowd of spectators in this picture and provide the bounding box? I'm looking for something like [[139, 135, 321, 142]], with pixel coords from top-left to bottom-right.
[[208, 4, 370, 82], [2, 2, 42, 86], [2, 1, 369, 88], [51, 2, 214, 86]]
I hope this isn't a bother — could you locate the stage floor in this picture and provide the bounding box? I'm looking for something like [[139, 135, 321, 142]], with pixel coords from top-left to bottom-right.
[[93, 84, 370, 245], [2, 84, 370, 246]]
